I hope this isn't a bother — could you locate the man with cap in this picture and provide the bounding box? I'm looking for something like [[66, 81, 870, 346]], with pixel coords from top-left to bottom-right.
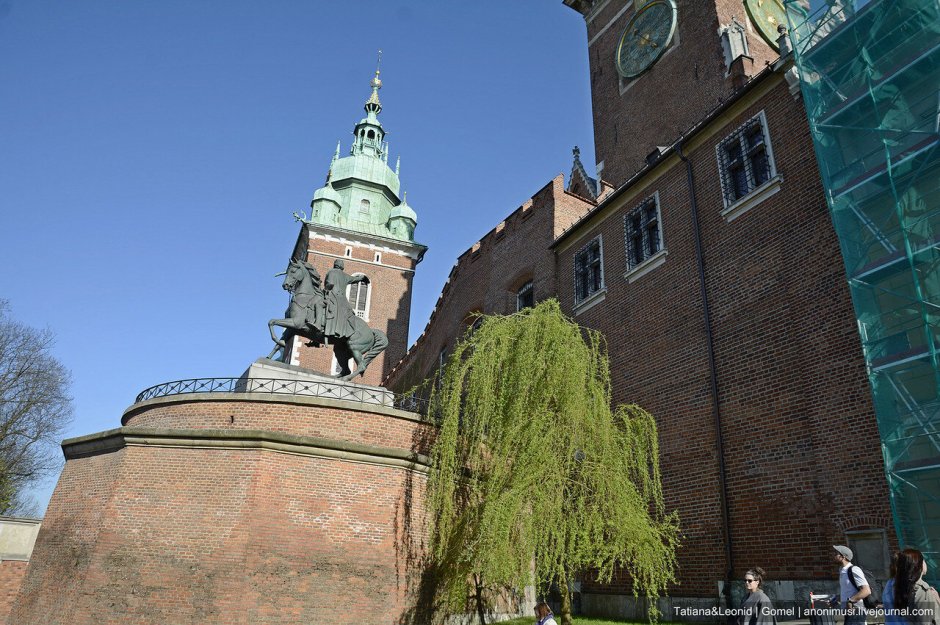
[[835, 545, 871, 625]]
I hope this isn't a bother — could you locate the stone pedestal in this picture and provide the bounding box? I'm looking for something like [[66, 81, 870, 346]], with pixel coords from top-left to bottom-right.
[[8, 379, 434, 625]]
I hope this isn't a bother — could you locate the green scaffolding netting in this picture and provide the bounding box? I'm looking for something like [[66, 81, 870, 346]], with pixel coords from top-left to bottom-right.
[[784, 0, 940, 583]]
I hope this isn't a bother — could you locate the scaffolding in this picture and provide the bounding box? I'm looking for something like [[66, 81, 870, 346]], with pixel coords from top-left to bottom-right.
[[785, 0, 940, 580]]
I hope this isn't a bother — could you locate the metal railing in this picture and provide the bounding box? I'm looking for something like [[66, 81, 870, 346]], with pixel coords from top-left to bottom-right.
[[134, 377, 429, 414]]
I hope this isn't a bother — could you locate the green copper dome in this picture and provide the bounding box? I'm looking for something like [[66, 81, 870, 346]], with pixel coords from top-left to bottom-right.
[[312, 181, 341, 205], [305, 69, 420, 244], [389, 193, 417, 222]]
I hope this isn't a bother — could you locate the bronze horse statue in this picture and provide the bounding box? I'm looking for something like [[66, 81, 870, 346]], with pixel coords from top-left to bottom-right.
[[267, 258, 388, 381]]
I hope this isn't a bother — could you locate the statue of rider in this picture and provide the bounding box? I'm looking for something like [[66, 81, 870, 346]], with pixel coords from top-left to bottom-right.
[[323, 259, 369, 340]]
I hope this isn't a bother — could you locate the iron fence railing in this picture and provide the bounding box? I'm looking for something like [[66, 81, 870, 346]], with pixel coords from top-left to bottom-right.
[[134, 377, 429, 414]]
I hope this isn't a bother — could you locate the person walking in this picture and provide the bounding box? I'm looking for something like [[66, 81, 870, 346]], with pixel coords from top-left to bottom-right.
[[894, 548, 940, 625], [834, 545, 871, 625], [884, 553, 902, 625], [739, 567, 777, 625]]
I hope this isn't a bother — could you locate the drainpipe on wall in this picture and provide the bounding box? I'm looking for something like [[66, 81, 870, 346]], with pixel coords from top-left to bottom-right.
[[677, 141, 735, 617]]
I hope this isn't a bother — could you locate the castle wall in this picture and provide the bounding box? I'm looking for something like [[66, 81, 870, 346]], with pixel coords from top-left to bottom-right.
[[8, 395, 432, 625], [0, 517, 40, 625], [555, 72, 893, 606]]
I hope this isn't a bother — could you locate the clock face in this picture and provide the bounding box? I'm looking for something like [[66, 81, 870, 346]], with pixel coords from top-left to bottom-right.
[[744, 0, 787, 50], [615, 0, 678, 79]]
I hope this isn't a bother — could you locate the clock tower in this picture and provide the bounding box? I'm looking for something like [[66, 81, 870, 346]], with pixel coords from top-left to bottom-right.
[[566, 0, 785, 186]]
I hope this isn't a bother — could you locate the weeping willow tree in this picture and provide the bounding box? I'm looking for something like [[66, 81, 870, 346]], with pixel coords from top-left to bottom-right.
[[426, 299, 680, 625]]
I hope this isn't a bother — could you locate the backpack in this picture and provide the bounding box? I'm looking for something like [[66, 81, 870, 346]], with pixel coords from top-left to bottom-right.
[[847, 564, 882, 610]]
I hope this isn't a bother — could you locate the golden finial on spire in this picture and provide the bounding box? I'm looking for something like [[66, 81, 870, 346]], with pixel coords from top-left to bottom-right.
[[365, 50, 383, 114], [371, 49, 383, 89]]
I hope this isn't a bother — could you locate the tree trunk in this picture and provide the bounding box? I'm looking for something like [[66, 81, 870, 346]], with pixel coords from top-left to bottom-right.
[[474, 574, 487, 625], [559, 572, 574, 625]]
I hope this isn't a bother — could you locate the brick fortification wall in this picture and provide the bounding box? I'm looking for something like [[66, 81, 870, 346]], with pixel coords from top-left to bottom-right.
[[8, 394, 433, 625], [0, 561, 28, 624]]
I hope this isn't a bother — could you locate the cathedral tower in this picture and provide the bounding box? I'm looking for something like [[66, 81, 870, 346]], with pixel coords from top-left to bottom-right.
[[286, 70, 426, 386], [566, 0, 785, 186]]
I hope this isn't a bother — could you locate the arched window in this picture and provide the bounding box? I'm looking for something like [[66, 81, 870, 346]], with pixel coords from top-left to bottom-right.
[[346, 275, 370, 321], [367, 129, 375, 140], [359, 199, 371, 220]]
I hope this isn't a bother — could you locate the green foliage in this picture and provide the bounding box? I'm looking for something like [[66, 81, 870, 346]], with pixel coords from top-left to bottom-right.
[[426, 299, 679, 619]]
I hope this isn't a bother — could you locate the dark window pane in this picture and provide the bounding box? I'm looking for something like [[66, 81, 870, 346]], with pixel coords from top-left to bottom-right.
[[647, 223, 660, 254], [730, 163, 749, 199], [745, 123, 764, 149], [751, 148, 771, 186]]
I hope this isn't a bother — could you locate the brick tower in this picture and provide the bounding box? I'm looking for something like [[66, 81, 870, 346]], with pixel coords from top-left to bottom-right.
[[282, 69, 426, 386], [565, 0, 784, 185]]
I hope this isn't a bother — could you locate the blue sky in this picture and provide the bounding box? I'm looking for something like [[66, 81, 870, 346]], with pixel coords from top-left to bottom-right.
[[0, 1, 594, 512]]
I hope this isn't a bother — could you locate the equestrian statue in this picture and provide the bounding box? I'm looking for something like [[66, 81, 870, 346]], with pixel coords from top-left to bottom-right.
[[267, 257, 388, 381]]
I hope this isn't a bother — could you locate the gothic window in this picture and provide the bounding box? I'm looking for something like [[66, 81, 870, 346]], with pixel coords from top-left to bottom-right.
[[717, 111, 777, 207], [516, 280, 534, 311], [624, 194, 663, 270], [574, 236, 604, 305], [346, 276, 370, 320]]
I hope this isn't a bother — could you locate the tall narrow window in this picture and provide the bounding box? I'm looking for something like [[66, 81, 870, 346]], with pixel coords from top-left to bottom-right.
[[346, 277, 370, 320], [624, 194, 663, 270], [516, 280, 534, 311], [717, 111, 776, 206], [573, 237, 604, 305]]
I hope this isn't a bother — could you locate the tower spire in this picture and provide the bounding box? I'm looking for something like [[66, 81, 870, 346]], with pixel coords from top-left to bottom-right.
[[364, 50, 383, 116]]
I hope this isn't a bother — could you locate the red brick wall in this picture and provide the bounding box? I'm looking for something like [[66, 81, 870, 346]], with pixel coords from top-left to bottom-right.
[[121, 396, 435, 456], [0, 560, 28, 624], [384, 174, 593, 391], [579, 0, 779, 186], [9, 397, 431, 625], [555, 75, 893, 596]]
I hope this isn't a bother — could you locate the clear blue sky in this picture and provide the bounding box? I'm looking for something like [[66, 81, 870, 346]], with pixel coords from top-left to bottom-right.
[[0, 1, 595, 513]]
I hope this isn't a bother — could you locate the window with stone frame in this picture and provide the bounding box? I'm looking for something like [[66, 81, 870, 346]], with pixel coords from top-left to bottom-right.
[[435, 346, 448, 389], [346, 276, 369, 320], [624, 194, 663, 270], [573, 237, 604, 305], [716, 111, 776, 207], [516, 280, 534, 311]]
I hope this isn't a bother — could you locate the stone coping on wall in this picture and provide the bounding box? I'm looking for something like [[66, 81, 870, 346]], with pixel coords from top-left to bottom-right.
[[62, 426, 432, 473], [121, 391, 428, 426]]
